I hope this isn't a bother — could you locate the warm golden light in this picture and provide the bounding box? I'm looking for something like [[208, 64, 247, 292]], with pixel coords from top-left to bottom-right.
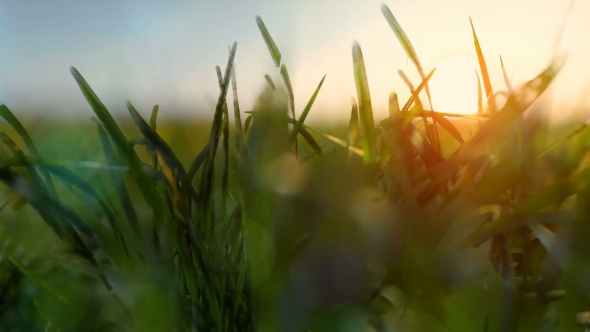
[[428, 55, 481, 115]]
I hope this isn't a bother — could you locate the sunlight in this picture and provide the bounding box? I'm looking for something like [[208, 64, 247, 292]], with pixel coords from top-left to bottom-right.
[[428, 55, 480, 115]]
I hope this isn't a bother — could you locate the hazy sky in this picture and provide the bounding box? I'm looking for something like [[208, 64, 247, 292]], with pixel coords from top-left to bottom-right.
[[0, 0, 588, 124]]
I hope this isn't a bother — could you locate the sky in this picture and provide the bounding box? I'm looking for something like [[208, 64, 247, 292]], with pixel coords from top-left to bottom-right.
[[0, 0, 588, 125]]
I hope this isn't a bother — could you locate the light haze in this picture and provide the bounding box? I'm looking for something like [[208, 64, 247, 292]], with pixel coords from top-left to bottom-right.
[[0, 0, 588, 125]]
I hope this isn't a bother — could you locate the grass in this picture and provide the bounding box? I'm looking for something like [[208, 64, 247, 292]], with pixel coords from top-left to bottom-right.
[[1, 3, 590, 332]]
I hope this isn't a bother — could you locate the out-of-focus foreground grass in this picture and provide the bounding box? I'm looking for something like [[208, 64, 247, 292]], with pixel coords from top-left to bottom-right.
[[2, 4, 590, 332]]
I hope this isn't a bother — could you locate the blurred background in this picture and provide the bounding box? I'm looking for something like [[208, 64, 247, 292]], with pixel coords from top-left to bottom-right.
[[0, 0, 588, 124]]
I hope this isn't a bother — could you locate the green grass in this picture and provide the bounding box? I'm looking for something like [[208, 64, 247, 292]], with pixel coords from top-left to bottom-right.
[[1, 3, 590, 332]]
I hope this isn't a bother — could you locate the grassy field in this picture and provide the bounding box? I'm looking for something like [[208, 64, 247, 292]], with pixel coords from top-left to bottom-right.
[[2, 4, 590, 332]]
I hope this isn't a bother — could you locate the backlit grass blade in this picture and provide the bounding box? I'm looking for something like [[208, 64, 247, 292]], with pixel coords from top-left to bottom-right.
[[281, 64, 298, 154], [280, 65, 295, 119], [398, 69, 431, 134], [348, 97, 359, 147], [475, 70, 483, 116], [500, 55, 514, 93], [303, 124, 364, 157], [431, 113, 464, 144], [352, 42, 377, 164], [264, 74, 276, 91], [256, 16, 281, 67], [289, 74, 326, 144], [70, 67, 164, 220], [400, 68, 436, 112], [470, 17, 497, 114], [381, 4, 432, 109]]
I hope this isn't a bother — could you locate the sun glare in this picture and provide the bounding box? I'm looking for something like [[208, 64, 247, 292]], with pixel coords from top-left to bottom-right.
[[428, 55, 480, 115]]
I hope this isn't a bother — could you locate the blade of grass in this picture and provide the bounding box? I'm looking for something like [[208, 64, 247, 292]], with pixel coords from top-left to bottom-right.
[[215, 65, 231, 226], [303, 124, 364, 157], [470, 17, 497, 114], [150, 105, 159, 169], [400, 68, 437, 112], [0, 105, 59, 199], [289, 74, 326, 145], [281, 64, 298, 155], [92, 118, 141, 238], [70, 67, 164, 220], [127, 101, 186, 180], [537, 124, 588, 158], [382, 3, 441, 152], [476, 70, 484, 116], [264, 74, 276, 91], [256, 16, 281, 67], [347, 97, 360, 162], [500, 55, 514, 93], [352, 42, 377, 164], [381, 4, 432, 108], [198, 42, 237, 229]]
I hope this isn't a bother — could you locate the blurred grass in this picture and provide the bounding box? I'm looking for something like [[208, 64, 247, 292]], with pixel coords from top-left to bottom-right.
[[1, 3, 590, 332]]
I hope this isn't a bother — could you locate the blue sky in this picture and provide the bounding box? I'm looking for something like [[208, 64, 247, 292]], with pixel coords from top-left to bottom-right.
[[0, 0, 588, 124]]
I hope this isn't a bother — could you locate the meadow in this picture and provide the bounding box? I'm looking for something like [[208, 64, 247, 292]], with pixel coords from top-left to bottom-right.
[[1, 3, 590, 332]]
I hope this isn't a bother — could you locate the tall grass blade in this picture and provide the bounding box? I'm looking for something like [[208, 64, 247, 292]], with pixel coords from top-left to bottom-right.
[[0, 105, 58, 197], [475, 70, 484, 116], [469, 17, 497, 114], [264, 74, 276, 91], [231, 61, 245, 152], [256, 16, 282, 67], [70, 67, 164, 220], [348, 97, 360, 146], [538, 124, 588, 158], [281, 65, 298, 154], [289, 74, 326, 144], [92, 118, 141, 238], [400, 68, 436, 112], [280, 65, 296, 120], [127, 101, 186, 180], [198, 42, 237, 228], [215, 65, 231, 225], [352, 42, 377, 164], [500, 55, 514, 93], [150, 105, 159, 168], [381, 4, 432, 108]]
